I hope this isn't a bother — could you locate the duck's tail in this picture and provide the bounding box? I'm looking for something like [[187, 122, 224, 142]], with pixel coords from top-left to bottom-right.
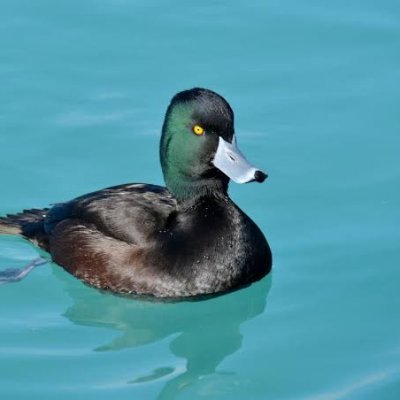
[[0, 208, 49, 246], [0, 209, 50, 284]]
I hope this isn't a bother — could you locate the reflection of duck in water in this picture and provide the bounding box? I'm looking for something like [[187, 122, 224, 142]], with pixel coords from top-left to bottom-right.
[[0, 88, 271, 299], [61, 271, 272, 399]]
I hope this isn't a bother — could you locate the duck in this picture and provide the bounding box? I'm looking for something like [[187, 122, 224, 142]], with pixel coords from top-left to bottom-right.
[[0, 88, 272, 299]]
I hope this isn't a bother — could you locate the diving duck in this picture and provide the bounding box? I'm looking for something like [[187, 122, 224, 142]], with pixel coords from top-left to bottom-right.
[[0, 88, 272, 299]]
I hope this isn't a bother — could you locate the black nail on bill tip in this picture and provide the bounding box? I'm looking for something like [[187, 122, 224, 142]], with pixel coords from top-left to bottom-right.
[[254, 170, 268, 183]]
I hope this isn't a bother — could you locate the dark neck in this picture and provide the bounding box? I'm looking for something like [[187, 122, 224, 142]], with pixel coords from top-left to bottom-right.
[[166, 174, 229, 203]]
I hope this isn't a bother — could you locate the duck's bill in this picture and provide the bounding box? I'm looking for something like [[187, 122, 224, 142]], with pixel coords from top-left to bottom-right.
[[212, 136, 268, 184]]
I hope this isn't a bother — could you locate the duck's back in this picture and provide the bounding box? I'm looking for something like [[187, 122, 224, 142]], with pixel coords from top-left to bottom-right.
[[46, 183, 176, 245]]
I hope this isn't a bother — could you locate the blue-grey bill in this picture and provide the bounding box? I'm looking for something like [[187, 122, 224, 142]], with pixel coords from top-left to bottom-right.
[[212, 136, 267, 183]]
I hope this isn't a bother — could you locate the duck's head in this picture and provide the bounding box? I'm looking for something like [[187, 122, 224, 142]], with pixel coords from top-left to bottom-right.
[[160, 88, 267, 201]]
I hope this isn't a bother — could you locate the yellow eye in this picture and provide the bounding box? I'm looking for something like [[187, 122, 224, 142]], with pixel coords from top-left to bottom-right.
[[192, 124, 205, 135]]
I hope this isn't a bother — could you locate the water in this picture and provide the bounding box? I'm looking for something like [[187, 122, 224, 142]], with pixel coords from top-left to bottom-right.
[[1, 0, 399, 398]]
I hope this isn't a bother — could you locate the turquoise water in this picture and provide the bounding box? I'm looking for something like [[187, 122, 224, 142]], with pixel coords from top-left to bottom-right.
[[1, 0, 399, 398]]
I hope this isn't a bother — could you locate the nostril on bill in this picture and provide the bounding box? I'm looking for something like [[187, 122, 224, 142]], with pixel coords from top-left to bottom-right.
[[254, 170, 268, 183]]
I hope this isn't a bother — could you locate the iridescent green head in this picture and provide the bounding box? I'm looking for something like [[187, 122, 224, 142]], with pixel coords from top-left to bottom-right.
[[160, 88, 267, 201]]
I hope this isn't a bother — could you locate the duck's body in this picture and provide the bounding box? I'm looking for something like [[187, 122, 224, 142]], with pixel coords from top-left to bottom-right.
[[0, 88, 272, 299]]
